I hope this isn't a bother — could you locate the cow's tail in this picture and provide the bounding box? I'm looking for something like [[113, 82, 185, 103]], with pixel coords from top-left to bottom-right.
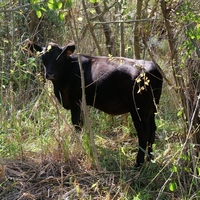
[[153, 64, 163, 105]]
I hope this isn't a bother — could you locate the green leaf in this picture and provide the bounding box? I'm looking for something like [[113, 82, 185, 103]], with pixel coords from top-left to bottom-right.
[[121, 147, 126, 155], [48, 0, 55, 10], [180, 154, 187, 161], [65, 0, 72, 8], [171, 165, 178, 173], [89, 9, 96, 14], [190, 35, 195, 39], [197, 167, 200, 176], [32, 4, 40, 11], [177, 109, 183, 117], [133, 194, 141, 200], [57, 2, 63, 9], [90, 0, 99, 3], [41, 6, 47, 12], [169, 181, 178, 191], [30, 0, 40, 4], [48, 3, 54, 10], [59, 12, 64, 20], [184, 167, 192, 173], [36, 10, 42, 18], [48, 0, 54, 4]]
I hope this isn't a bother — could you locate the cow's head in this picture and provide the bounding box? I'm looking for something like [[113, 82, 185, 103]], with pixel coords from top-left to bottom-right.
[[28, 42, 75, 81]]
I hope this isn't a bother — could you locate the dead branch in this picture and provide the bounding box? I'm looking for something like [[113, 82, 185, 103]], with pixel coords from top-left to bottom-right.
[[93, 18, 160, 25], [0, 3, 31, 13]]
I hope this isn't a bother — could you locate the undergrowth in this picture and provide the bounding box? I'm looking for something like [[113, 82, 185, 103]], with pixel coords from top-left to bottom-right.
[[0, 74, 199, 199]]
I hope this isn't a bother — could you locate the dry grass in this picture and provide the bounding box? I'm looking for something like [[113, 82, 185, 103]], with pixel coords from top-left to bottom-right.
[[0, 155, 143, 200]]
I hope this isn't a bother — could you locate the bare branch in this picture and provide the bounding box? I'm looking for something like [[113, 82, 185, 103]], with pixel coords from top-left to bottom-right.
[[0, 3, 31, 13], [90, 1, 118, 21], [93, 18, 160, 25]]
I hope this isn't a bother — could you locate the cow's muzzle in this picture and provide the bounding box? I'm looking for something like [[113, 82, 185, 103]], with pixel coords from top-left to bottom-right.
[[46, 73, 56, 80]]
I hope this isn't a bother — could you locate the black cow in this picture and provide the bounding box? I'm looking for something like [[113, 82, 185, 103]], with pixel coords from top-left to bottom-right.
[[28, 42, 163, 168]]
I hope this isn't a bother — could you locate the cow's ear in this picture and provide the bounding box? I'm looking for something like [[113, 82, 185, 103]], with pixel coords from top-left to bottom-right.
[[64, 43, 75, 57], [27, 41, 43, 56]]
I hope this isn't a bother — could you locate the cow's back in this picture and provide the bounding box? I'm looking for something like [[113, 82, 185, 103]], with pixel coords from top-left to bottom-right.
[[81, 56, 162, 115]]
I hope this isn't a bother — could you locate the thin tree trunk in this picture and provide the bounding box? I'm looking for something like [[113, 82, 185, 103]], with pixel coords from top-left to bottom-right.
[[93, 2, 115, 55], [134, 0, 143, 59], [160, 0, 187, 128], [118, 1, 125, 57], [29, 10, 39, 41], [69, 8, 102, 171], [82, 0, 102, 55]]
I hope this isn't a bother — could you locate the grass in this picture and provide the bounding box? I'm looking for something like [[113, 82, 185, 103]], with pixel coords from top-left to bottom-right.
[[0, 77, 200, 199]]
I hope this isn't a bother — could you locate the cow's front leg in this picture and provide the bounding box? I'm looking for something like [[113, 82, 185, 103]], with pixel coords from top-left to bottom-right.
[[70, 103, 83, 131], [54, 87, 61, 103]]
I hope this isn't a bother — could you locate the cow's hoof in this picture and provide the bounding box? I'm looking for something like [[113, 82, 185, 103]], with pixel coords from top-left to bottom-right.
[[147, 154, 154, 162], [134, 163, 143, 170]]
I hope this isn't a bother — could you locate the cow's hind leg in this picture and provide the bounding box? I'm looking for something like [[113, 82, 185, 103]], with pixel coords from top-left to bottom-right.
[[131, 113, 150, 168], [147, 107, 157, 161]]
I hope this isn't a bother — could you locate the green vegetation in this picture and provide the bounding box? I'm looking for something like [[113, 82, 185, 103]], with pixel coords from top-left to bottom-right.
[[0, 0, 199, 199]]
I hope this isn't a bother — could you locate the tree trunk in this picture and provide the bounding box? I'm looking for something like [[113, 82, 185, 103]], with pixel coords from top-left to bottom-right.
[[160, 0, 187, 120], [93, 2, 115, 55], [29, 10, 39, 42], [160, 0, 200, 145], [134, 0, 143, 59], [82, 0, 102, 55], [69, 8, 102, 171]]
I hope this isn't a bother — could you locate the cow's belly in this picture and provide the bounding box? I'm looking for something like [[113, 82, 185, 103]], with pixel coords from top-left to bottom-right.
[[87, 95, 129, 115]]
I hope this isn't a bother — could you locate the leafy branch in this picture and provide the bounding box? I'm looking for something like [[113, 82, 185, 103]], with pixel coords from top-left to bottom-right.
[[30, 0, 72, 19]]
